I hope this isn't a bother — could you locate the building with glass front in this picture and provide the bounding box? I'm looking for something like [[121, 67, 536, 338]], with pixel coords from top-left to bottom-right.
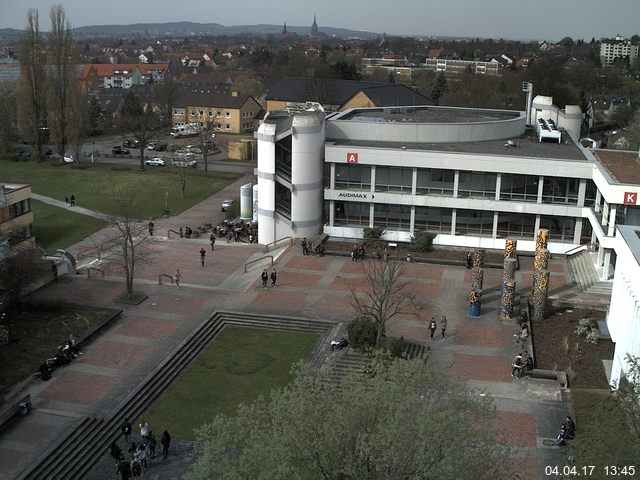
[[256, 103, 640, 280]]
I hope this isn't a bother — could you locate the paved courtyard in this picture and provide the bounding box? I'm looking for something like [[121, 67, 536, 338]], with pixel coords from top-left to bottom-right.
[[0, 183, 574, 479]]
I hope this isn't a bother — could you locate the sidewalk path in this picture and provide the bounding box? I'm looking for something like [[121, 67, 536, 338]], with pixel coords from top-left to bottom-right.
[[31, 193, 113, 222]]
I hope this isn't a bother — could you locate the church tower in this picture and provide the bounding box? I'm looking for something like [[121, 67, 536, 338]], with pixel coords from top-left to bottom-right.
[[311, 14, 318, 34], [282, 22, 287, 35]]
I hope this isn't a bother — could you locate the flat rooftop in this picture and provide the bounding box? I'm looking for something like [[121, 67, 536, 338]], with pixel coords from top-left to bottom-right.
[[593, 149, 640, 185], [338, 106, 521, 124], [328, 130, 587, 162]]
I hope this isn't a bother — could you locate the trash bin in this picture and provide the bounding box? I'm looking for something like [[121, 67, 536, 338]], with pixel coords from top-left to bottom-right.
[[19, 402, 30, 416]]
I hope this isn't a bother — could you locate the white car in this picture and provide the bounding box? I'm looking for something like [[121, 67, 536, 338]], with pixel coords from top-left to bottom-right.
[[63, 154, 73, 164], [145, 157, 166, 167], [221, 199, 234, 212]]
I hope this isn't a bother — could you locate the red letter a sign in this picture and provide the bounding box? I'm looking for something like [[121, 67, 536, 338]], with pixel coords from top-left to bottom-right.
[[347, 152, 358, 164]]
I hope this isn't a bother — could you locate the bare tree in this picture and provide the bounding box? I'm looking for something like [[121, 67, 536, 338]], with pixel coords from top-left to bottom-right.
[[349, 259, 422, 347], [194, 119, 214, 173], [119, 90, 159, 171], [153, 75, 179, 128], [0, 79, 18, 144], [303, 77, 337, 110], [0, 248, 50, 303], [17, 9, 47, 161], [67, 83, 88, 165], [47, 5, 76, 162], [106, 188, 156, 297]]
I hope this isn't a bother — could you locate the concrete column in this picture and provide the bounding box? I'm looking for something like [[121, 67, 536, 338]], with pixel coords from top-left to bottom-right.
[[453, 170, 459, 198], [531, 269, 550, 321], [411, 168, 418, 195], [329, 200, 335, 226], [603, 250, 612, 280], [573, 218, 583, 245], [537, 176, 544, 203], [596, 244, 604, 268], [369, 203, 374, 227], [594, 189, 601, 213], [330, 163, 336, 190], [501, 282, 516, 321], [495, 173, 502, 201], [608, 206, 617, 236], [602, 201, 609, 227], [370, 165, 376, 193], [451, 209, 457, 236], [410, 206, 416, 234], [577, 179, 587, 207], [492, 211, 499, 238]]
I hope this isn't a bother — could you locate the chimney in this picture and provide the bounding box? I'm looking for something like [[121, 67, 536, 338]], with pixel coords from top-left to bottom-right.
[[232, 91, 238, 97]]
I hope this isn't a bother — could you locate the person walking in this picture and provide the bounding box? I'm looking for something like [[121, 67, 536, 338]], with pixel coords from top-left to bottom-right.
[[301, 238, 308, 255], [121, 419, 132, 444], [148, 431, 157, 459], [179, 227, 183, 238], [440, 315, 448, 339], [110, 442, 122, 465], [160, 430, 171, 460], [270, 269, 277, 287], [148, 221, 154, 236], [466, 251, 473, 269], [209, 233, 215, 251], [174, 269, 181, 288], [261, 269, 268, 288], [139, 419, 150, 443], [69, 194, 75, 207], [199, 248, 206, 268], [428, 317, 437, 339], [64, 196, 69, 207], [117, 456, 132, 480]]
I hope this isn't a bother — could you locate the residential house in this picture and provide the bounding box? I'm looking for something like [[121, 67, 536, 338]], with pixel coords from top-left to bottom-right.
[[423, 57, 502, 76], [266, 77, 433, 112], [588, 96, 632, 125], [79, 63, 170, 92], [0, 183, 35, 258], [173, 91, 262, 134]]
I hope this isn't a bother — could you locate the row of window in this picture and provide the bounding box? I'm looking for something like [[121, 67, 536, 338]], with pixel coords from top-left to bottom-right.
[[0, 199, 31, 223], [8, 224, 33, 246], [333, 165, 593, 206], [333, 203, 577, 242]]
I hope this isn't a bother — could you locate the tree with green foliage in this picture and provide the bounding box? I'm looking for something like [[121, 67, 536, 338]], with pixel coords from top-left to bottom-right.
[[431, 73, 448, 102], [614, 354, 640, 440], [349, 259, 421, 347], [620, 109, 640, 150], [47, 5, 76, 162], [190, 357, 513, 480], [17, 9, 48, 161]]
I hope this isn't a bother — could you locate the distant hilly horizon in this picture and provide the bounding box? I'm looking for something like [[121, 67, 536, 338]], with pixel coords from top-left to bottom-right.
[[0, 21, 384, 42]]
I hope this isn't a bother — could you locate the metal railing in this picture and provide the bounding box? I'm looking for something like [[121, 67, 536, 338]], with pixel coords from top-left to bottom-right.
[[167, 229, 182, 238], [244, 255, 273, 273], [564, 244, 588, 256], [158, 273, 174, 285], [87, 267, 105, 279], [264, 236, 293, 253]]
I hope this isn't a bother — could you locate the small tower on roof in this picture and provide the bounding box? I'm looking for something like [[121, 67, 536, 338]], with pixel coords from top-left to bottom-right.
[[282, 22, 287, 34]]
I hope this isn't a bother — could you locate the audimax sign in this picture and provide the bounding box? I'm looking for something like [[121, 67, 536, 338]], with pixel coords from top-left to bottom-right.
[[337, 192, 374, 199]]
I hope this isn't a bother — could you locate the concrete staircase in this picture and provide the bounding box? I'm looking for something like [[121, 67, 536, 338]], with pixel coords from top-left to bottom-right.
[[557, 251, 613, 310], [16, 311, 336, 480]]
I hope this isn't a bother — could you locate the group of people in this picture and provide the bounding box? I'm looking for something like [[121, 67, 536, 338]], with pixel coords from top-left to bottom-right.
[[428, 316, 448, 339], [554, 415, 576, 446], [350, 243, 366, 262], [178, 226, 193, 238], [64, 194, 76, 207], [113, 419, 171, 479], [300, 237, 325, 257], [511, 350, 534, 378], [260, 268, 278, 288]]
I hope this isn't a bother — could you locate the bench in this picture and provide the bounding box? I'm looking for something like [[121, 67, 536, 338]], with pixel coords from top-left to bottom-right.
[[0, 394, 32, 431]]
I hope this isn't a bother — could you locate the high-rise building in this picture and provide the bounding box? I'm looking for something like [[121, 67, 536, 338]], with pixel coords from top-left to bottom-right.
[[599, 35, 639, 67]]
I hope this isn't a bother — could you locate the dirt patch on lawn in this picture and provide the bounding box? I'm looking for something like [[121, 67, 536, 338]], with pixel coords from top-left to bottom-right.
[[531, 307, 614, 389]]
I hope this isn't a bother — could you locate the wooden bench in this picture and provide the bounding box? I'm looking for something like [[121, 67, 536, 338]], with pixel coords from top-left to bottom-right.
[[0, 394, 32, 431]]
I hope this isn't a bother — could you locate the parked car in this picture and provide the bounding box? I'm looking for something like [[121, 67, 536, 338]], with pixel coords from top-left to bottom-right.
[[221, 199, 234, 212], [122, 138, 139, 148], [145, 157, 166, 167], [171, 158, 197, 168], [63, 153, 73, 163], [147, 141, 168, 151], [112, 145, 130, 155]]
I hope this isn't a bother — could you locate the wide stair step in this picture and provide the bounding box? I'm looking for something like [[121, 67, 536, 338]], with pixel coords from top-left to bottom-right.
[[17, 311, 336, 480]]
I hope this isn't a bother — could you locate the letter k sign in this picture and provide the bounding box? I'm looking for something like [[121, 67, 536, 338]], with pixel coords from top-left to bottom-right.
[[624, 192, 637, 205]]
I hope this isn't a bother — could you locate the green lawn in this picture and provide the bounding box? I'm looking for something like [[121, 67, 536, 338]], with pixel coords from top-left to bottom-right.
[[144, 326, 319, 440], [1, 156, 240, 218], [571, 390, 640, 470], [31, 200, 107, 253]]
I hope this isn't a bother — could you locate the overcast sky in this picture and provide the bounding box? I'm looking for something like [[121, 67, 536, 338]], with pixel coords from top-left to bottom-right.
[[0, 0, 638, 41]]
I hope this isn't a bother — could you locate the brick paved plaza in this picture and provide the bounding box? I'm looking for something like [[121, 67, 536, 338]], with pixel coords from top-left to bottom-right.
[[0, 185, 573, 480]]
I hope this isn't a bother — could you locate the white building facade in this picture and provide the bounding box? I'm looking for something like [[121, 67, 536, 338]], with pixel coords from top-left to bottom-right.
[[599, 35, 639, 67]]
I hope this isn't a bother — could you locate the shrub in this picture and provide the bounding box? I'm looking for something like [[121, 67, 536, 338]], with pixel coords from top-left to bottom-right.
[[363, 227, 385, 249], [379, 336, 405, 357], [409, 232, 436, 253], [574, 317, 593, 336], [585, 330, 599, 345], [347, 317, 377, 351]]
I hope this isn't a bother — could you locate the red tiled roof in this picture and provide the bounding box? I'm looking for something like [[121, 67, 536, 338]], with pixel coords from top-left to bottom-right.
[[80, 63, 168, 79]]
